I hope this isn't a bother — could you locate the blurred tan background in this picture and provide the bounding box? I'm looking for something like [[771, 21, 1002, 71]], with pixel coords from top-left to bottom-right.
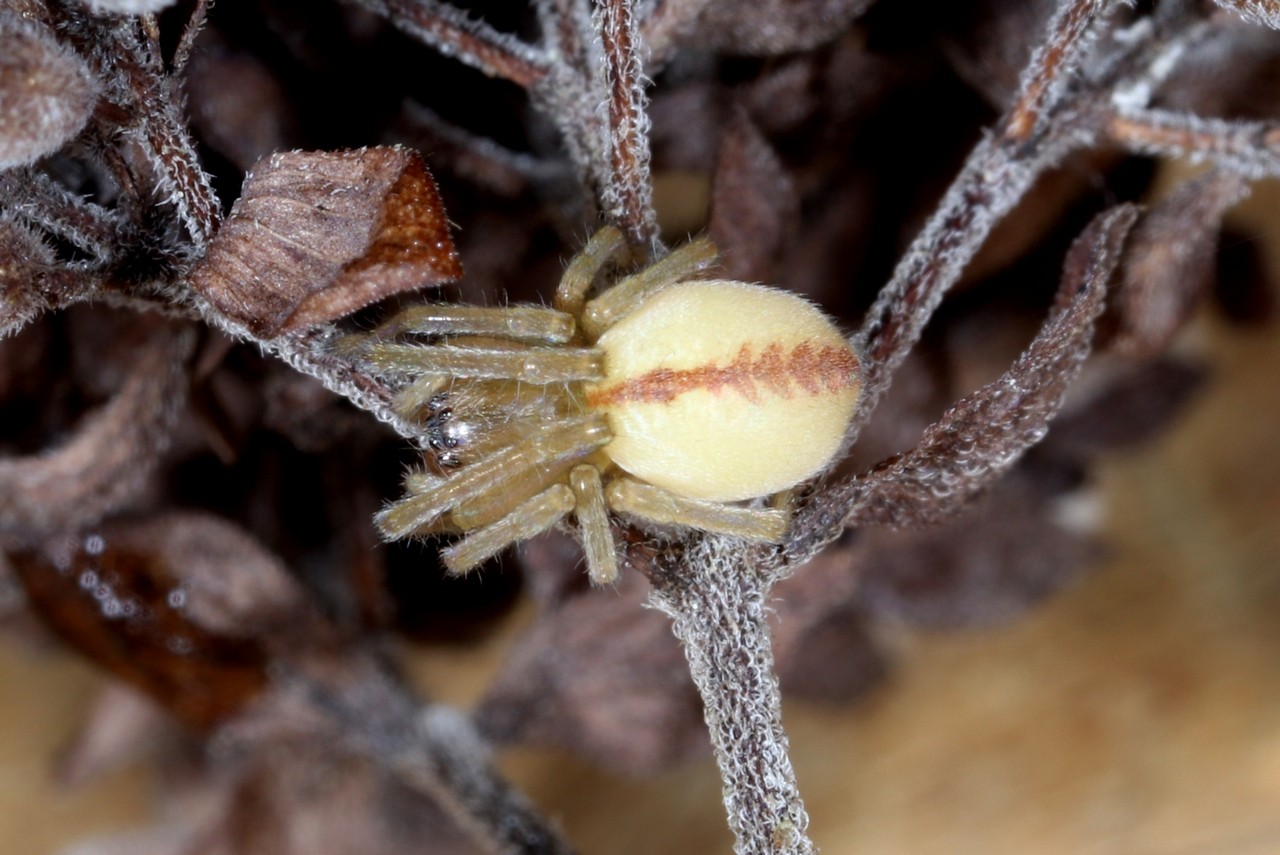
[[2, 185, 1279, 854]]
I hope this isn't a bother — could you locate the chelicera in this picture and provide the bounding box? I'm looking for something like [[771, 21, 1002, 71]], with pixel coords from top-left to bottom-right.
[[350, 226, 862, 584]]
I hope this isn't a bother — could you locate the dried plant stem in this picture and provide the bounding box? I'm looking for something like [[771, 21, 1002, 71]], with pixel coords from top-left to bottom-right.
[[1212, 0, 1280, 29], [400, 101, 571, 190], [1005, 0, 1110, 142], [853, 129, 1082, 428], [650, 538, 812, 855], [261, 326, 429, 444], [595, 0, 659, 249], [853, 0, 1114, 429], [399, 707, 578, 855], [188, 282, 445, 449], [533, 0, 594, 75], [172, 0, 210, 72], [790, 205, 1137, 562], [355, 0, 551, 88], [0, 169, 119, 263], [1101, 107, 1280, 178], [529, 0, 600, 169], [113, 23, 221, 248], [296, 673, 577, 855]]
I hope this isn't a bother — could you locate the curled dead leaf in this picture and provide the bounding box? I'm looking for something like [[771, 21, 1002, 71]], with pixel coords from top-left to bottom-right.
[[0, 13, 99, 170], [1110, 170, 1250, 357], [190, 147, 462, 337], [836, 205, 1137, 531]]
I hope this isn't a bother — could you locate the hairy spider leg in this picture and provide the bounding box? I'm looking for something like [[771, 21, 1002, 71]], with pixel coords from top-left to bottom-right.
[[359, 341, 603, 384], [554, 226, 629, 316], [605, 476, 790, 543], [442, 484, 577, 574], [392, 374, 449, 419], [580, 236, 718, 340], [376, 414, 611, 539], [569, 464, 619, 585], [385, 304, 578, 343], [449, 431, 597, 530]]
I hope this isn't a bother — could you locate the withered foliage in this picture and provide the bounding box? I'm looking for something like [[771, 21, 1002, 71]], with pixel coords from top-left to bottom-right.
[[0, 10, 99, 170], [1, 1, 1278, 854], [190, 147, 462, 337]]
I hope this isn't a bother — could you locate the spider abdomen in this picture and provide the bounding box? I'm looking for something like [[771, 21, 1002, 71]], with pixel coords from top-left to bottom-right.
[[587, 281, 861, 502]]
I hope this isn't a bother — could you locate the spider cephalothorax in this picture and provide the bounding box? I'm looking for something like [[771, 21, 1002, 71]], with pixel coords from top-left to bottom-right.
[[347, 227, 862, 584]]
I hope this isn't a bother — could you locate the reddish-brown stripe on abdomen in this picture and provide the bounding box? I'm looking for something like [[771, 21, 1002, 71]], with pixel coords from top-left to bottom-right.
[[587, 341, 860, 408]]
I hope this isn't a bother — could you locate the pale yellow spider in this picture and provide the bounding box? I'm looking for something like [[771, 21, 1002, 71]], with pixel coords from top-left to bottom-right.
[[352, 227, 862, 585]]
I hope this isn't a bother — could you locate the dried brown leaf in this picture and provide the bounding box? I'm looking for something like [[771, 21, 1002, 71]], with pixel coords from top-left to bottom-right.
[[0, 320, 193, 540], [0, 13, 99, 170], [708, 110, 798, 283], [648, 81, 725, 173], [855, 477, 1099, 628], [8, 512, 320, 729], [1110, 170, 1250, 357], [190, 147, 461, 337], [475, 571, 707, 774], [1044, 357, 1207, 457], [841, 204, 1137, 530]]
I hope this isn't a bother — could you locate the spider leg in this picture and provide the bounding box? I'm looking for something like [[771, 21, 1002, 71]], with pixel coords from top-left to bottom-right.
[[569, 464, 619, 585], [580, 236, 717, 339], [442, 484, 576, 574], [554, 226, 629, 316], [358, 342, 604, 384], [382, 304, 577, 344], [605, 476, 789, 543], [450, 445, 589, 530], [375, 414, 611, 539], [391, 374, 449, 419]]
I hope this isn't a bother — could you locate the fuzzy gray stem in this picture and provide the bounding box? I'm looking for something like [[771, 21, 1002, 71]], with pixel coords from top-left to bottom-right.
[[850, 0, 1119, 435], [408, 707, 579, 855], [852, 127, 1083, 432], [595, 0, 659, 250], [293, 671, 578, 855], [353, 0, 551, 88], [650, 537, 813, 855], [1102, 107, 1280, 178]]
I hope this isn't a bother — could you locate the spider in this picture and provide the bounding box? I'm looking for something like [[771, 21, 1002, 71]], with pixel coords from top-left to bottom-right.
[[348, 227, 862, 585]]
